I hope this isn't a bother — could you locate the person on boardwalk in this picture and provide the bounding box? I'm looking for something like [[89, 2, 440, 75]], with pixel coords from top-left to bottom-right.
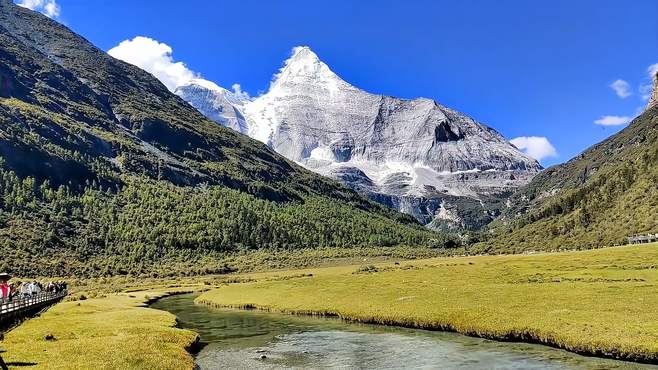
[[0, 274, 11, 369], [31, 281, 41, 296], [20, 282, 32, 299], [7, 283, 18, 301], [0, 273, 10, 301]]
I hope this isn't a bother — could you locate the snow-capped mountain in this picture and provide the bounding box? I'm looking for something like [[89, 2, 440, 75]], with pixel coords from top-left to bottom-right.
[[177, 47, 543, 230], [175, 79, 251, 134]]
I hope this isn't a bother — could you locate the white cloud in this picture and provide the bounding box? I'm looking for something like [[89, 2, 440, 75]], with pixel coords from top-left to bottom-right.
[[510, 136, 557, 162], [648, 63, 658, 78], [639, 83, 653, 101], [17, 0, 60, 18], [231, 83, 250, 100], [609, 79, 631, 98], [639, 63, 658, 101], [108, 36, 198, 91], [594, 115, 630, 126], [108, 36, 249, 97]]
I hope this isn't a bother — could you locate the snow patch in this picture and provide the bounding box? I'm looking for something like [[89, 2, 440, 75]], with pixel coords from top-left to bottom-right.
[[309, 146, 336, 162], [435, 201, 460, 223]]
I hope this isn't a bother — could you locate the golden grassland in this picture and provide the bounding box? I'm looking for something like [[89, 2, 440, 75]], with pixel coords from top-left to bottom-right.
[[0, 267, 376, 370], [3, 244, 657, 368], [197, 243, 658, 363], [1, 287, 203, 370]]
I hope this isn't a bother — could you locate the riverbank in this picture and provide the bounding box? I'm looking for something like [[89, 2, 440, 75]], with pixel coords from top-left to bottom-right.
[[1, 288, 203, 369], [197, 243, 658, 364], [155, 293, 648, 369], [0, 264, 384, 369], [0, 258, 404, 370]]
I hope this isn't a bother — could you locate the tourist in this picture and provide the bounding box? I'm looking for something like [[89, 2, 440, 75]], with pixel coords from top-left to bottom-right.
[[0, 273, 10, 301], [8, 282, 19, 301], [31, 281, 42, 296], [0, 281, 9, 301], [20, 282, 32, 298]]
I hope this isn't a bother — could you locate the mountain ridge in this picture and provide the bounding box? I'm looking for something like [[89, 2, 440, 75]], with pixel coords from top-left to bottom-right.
[[481, 79, 658, 252], [0, 2, 441, 277], [178, 46, 542, 230]]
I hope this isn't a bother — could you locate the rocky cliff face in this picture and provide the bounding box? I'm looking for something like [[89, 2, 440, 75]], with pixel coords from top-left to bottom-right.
[[178, 47, 542, 230], [174, 79, 250, 134], [649, 71, 658, 110]]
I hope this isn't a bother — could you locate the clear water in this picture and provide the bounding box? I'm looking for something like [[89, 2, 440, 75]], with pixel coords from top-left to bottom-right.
[[151, 294, 655, 370]]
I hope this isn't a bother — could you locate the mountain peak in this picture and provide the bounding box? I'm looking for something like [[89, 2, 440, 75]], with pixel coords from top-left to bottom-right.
[[272, 46, 347, 90], [290, 46, 319, 62], [180, 78, 225, 92]]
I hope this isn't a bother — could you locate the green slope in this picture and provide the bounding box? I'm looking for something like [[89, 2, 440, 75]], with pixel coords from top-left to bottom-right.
[[0, 1, 440, 276], [481, 102, 658, 252]]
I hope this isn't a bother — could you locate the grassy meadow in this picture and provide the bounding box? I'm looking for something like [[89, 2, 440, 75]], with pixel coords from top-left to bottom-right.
[[0, 265, 393, 370], [197, 243, 658, 363], [1, 288, 202, 370], [3, 244, 657, 368]]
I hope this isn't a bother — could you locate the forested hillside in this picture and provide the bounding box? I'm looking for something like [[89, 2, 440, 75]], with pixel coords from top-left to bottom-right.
[[0, 166, 438, 277], [0, 1, 440, 277], [481, 101, 658, 252]]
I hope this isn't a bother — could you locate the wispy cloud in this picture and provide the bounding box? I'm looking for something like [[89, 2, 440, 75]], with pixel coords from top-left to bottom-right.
[[594, 115, 630, 126], [510, 136, 557, 162], [17, 0, 60, 18], [639, 84, 653, 101], [639, 63, 658, 101], [609, 79, 631, 98], [231, 83, 251, 100], [648, 63, 658, 78]]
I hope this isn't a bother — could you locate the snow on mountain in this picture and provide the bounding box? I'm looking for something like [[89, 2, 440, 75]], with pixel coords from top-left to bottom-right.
[[175, 78, 251, 134], [179, 47, 543, 230]]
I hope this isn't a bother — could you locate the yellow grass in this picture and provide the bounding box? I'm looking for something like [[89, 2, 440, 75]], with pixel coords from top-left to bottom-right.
[[197, 244, 658, 363], [1, 288, 202, 370]]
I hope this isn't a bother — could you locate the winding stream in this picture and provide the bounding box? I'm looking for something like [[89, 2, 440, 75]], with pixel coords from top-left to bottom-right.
[[152, 294, 654, 370]]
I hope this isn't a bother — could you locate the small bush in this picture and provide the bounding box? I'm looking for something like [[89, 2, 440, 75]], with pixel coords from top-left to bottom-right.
[[354, 265, 379, 274]]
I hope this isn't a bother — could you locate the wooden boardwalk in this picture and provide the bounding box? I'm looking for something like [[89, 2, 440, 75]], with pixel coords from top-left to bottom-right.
[[0, 291, 67, 326], [627, 233, 658, 245]]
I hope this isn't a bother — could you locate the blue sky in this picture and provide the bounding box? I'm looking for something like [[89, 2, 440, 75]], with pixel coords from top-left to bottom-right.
[[20, 0, 658, 167]]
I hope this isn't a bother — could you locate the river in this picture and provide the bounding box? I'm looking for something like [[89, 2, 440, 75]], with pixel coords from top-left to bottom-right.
[[151, 294, 654, 370]]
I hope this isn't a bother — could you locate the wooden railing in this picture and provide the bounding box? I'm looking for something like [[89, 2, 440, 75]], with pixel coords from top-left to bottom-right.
[[0, 290, 67, 316], [627, 233, 658, 245]]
